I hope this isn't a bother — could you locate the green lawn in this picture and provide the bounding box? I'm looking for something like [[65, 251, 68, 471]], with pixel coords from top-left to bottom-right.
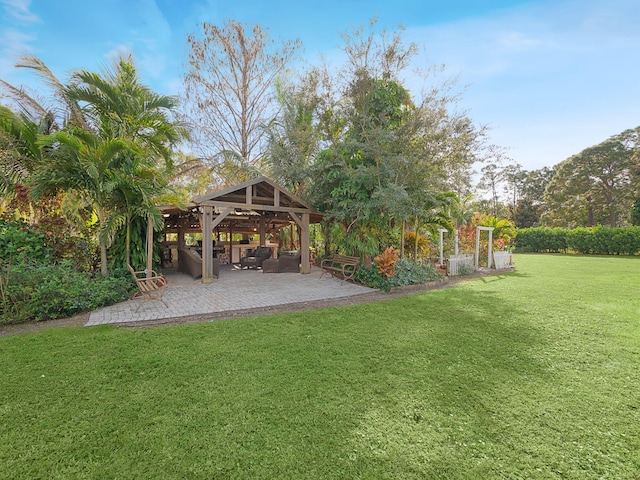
[[1, 254, 639, 479]]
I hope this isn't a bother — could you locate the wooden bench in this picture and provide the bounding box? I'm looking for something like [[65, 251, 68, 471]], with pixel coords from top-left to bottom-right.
[[320, 254, 359, 285], [127, 264, 168, 312]]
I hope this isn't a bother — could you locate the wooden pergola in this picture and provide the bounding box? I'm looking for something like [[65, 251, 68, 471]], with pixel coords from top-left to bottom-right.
[[158, 176, 323, 283]]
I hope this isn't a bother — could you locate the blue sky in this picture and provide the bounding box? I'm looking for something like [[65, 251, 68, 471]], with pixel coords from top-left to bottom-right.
[[1, 0, 639, 171]]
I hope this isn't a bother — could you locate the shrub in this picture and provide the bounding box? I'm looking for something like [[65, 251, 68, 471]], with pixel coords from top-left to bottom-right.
[[354, 263, 392, 292], [388, 258, 442, 287], [0, 219, 52, 264], [0, 262, 135, 325], [374, 247, 400, 278], [565, 227, 594, 254], [566, 226, 640, 255], [355, 258, 443, 292], [403, 231, 430, 260]]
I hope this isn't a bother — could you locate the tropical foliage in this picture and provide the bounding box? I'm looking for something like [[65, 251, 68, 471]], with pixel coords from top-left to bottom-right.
[[260, 21, 484, 259], [1, 54, 186, 275], [0, 55, 185, 322], [3, 17, 640, 323]]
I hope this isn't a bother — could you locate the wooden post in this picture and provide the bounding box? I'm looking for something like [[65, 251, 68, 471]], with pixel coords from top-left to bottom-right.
[[202, 205, 213, 284], [177, 220, 186, 250], [290, 212, 310, 274], [439, 228, 448, 266], [229, 223, 234, 264], [475, 227, 481, 270], [301, 213, 310, 274], [488, 229, 493, 269], [259, 215, 266, 247], [146, 215, 153, 277]]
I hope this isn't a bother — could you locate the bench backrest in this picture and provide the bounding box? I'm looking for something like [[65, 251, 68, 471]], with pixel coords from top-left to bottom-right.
[[330, 254, 359, 265]]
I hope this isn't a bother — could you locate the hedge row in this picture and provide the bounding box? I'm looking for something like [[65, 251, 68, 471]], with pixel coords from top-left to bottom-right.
[[515, 226, 640, 255]]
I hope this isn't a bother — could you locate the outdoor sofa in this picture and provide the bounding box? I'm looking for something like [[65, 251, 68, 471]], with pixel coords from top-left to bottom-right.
[[178, 248, 219, 279]]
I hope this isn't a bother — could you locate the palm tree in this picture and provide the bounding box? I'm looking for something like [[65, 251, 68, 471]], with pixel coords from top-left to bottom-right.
[[66, 55, 187, 168], [106, 152, 168, 269], [11, 54, 87, 129], [5, 54, 187, 273], [32, 128, 131, 275], [0, 104, 58, 220], [65, 56, 188, 270]]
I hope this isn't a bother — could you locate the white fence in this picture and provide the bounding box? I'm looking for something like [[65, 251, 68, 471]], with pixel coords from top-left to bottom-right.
[[447, 254, 475, 276]]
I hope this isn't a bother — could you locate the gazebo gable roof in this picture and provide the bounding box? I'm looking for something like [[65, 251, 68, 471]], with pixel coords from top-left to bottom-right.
[[193, 176, 318, 214]]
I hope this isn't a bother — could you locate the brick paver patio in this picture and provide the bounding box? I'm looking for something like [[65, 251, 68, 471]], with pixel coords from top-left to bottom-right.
[[86, 266, 375, 326]]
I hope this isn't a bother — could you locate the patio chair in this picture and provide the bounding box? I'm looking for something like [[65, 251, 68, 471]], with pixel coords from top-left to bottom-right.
[[240, 246, 273, 269], [263, 251, 301, 273], [127, 264, 168, 312]]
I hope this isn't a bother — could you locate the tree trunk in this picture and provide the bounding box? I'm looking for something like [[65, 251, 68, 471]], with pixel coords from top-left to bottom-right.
[[400, 220, 405, 258], [609, 206, 616, 227], [125, 218, 131, 268], [322, 222, 331, 257], [100, 243, 109, 276], [606, 192, 616, 227], [414, 219, 419, 262]]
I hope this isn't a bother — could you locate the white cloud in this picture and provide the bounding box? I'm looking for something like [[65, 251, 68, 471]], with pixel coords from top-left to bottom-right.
[[104, 44, 134, 64], [0, 28, 35, 79], [1, 0, 40, 23]]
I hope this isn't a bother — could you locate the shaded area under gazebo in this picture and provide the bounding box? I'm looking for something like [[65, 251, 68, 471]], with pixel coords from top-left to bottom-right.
[[158, 176, 323, 283]]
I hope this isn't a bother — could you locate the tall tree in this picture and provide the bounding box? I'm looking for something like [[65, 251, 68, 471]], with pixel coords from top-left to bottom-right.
[[543, 129, 638, 227], [512, 166, 553, 227], [502, 163, 525, 218], [183, 20, 302, 174], [306, 20, 483, 257], [263, 74, 323, 196], [477, 163, 503, 216], [0, 55, 77, 217], [67, 56, 186, 167]]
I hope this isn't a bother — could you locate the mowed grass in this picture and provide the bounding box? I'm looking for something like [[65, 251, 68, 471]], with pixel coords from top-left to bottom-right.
[[1, 254, 639, 479]]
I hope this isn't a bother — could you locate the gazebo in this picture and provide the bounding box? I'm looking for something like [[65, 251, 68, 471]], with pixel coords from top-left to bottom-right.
[[158, 176, 323, 283]]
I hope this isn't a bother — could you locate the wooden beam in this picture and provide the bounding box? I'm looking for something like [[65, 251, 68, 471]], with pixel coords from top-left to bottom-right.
[[211, 207, 233, 229], [246, 186, 252, 205], [203, 200, 317, 215], [274, 189, 280, 207], [211, 193, 285, 204], [288, 211, 304, 228]]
